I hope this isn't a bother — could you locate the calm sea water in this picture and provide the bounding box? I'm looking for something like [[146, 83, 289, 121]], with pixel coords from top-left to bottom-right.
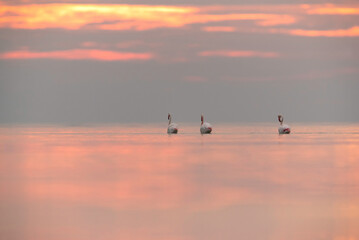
[[0, 123, 358, 240]]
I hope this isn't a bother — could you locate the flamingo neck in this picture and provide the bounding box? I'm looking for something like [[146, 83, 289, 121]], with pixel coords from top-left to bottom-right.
[[278, 115, 283, 125], [168, 116, 171, 125]]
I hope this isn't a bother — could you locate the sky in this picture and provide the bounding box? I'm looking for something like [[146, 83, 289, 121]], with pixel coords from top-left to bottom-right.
[[0, 0, 358, 124]]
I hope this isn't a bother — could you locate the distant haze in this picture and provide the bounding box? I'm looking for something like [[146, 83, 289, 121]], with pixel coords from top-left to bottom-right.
[[0, 0, 358, 123]]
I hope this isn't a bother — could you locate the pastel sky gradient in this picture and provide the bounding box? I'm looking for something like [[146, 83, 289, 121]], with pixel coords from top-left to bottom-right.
[[0, 0, 358, 123]]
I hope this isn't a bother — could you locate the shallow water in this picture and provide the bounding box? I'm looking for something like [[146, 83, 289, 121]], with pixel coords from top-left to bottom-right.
[[0, 123, 359, 240]]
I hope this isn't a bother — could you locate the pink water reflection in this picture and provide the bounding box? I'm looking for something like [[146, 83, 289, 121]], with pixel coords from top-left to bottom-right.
[[0, 124, 358, 240]]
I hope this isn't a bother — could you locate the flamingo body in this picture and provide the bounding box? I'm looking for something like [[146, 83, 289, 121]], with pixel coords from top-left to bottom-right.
[[277, 115, 291, 134], [278, 124, 291, 134], [167, 123, 178, 134], [167, 114, 178, 134], [200, 122, 212, 134], [200, 115, 212, 134]]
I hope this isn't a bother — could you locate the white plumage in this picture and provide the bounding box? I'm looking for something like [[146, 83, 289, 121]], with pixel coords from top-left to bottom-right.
[[278, 115, 291, 134], [167, 113, 178, 134], [200, 114, 212, 134]]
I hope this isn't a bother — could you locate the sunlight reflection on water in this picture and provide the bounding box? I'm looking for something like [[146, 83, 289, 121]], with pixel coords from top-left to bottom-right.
[[0, 123, 358, 240]]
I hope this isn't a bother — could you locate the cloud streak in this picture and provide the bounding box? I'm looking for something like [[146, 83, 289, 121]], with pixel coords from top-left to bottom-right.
[[303, 4, 359, 15], [201, 26, 236, 32], [199, 50, 279, 58], [276, 26, 359, 37], [0, 4, 196, 30], [0, 49, 154, 61], [0, 3, 296, 31], [1, 2, 358, 39]]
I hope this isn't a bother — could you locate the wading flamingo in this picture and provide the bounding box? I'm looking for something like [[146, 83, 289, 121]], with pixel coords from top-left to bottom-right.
[[167, 113, 178, 134], [200, 114, 212, 134], [278, 114, 291, 134]]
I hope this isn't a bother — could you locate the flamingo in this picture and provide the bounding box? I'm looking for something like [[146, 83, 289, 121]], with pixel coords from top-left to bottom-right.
[[167, 113, 178, 134], [200, 114, 212, 134], [278, 114, 291, 134]]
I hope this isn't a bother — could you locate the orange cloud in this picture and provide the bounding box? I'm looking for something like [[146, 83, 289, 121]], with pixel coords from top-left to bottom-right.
[[303, 4, 359, 15], [199, 50, 279, 58], [202, 26, 236, 32], [0, 49, 154, 61], [184, 13, 295, 27], [1, 2, 357, 40], [282, 26, 359, 37], [0, 3, 296, 31], [0, 4, 197, 30]]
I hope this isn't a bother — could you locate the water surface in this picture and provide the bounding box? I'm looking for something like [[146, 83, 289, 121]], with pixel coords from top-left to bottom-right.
[[1, 123, 358, 240]]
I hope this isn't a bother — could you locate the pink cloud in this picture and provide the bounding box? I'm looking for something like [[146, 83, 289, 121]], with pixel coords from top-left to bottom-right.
[[201, 26, 236, 32], [0, 49, 154, 61], [274, 26, 359, 37], [199, 50, 279, 58]]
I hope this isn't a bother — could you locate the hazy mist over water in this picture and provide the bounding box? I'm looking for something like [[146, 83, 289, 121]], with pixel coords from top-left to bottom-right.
[[1, 74, 358, 124], [1, 123, 358, 240]]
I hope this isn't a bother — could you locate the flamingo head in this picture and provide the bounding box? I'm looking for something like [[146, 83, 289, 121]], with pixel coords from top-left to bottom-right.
[[168, 113, 170, 120], [278, 115, 283, 124]]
